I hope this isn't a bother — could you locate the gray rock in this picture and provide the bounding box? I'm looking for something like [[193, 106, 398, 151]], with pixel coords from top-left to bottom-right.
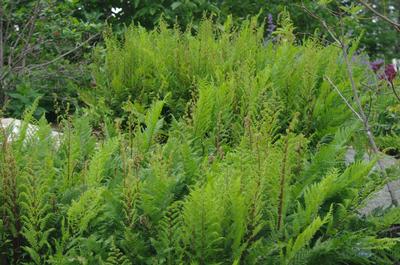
[[358, 182, 399, 216], [345, 146, 400, 215]]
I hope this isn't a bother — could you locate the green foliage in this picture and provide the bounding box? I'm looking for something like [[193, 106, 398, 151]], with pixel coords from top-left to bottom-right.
[[104, 238, 131, 265], [4, 0, 399, 120], [89, 17, 371, 145], [2, 94, 400, 264], [1, 0, 102, 119], [1, 15, 400, 265], [76, 0, 399, 58], [19, 118, 56, 264]]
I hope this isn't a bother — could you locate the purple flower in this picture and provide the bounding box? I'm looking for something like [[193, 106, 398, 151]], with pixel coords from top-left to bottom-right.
[[369, 59, 384, 73], [267, 14, 276, 34], [380, 64, 397, 84]]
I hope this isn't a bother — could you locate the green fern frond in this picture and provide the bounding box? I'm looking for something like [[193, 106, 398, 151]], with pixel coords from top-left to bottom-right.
[[67, 187, 105, 235], [284, 207, 332, 264], [182, 183, 224, 264], [86, 137, 119, 186], [104, 239, 130, 265]]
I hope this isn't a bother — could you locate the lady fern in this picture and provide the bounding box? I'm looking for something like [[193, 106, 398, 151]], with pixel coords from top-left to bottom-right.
[[1, 15, 400, 265], [2, 98, 400, 264], [152, 201, 184, 265], [104, 238, 131, 265], [182, 184, 224, 265], [19, 119, 56, 264], [0, 126, 21, 263]]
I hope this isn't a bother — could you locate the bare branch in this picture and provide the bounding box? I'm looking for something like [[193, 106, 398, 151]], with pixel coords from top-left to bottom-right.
[[0, 3, 3, 70], [340, 25, 399, 207], [388, 82, 400, 103], [20, 33, 100, 72], [8, 0, 42, 70], [324, 75, 364, 122], [303, 3, 399, 206], [298, 3, 343, 46], [0, 0, 5, 104], [356, 0, 400, 32], [11, 39, 50, 69]]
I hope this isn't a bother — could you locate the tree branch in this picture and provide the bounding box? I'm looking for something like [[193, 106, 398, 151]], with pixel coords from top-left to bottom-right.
[[324, 75, 363, 122], [388, 82, 400, 103], [340, 28, 398, 208], [8, 0, 42, 70], [16, 33, 100, 72], [0, 0, 5, 104], [356, 0, 400, 32], [299, 3, 343, 46], [304, 4, 399, 207]]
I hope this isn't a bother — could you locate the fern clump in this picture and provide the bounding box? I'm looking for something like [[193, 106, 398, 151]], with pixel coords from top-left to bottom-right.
[[88, 15, 365, 144], [1, 15, 399, 265]]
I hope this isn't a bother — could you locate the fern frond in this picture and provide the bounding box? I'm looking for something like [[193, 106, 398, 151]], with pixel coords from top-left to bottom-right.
[[67, 187, 105, 235], [86, 137, 119, 186], [284, 207, 332, 264], [182, 183, 224, 264], [104, 238, 130, 265]]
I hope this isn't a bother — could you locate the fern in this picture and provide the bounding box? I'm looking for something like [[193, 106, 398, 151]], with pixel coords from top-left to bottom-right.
[[141, 148, 177, 226], [2, 14, 400, 265], [67, 187, 105, 235], [86, 137, 119, 186], [292, 170, 337, 236], [59, 115, 96, 190], [121, 174, 140, 229], [19, 118, 56, 264], [294, 125, 356, 197], [152, 201, 184, 265], [192, 83, 215, 140], [284, 207, 332, 264], [103, 238, 130, 265], [182, 184, 224, 264], [140, 100, 165, 153], [0, 123, 22, 263]]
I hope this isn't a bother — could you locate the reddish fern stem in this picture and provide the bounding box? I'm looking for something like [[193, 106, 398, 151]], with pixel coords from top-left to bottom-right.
[[1, 128, 22, 262], [277, 136, 289, 231]]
